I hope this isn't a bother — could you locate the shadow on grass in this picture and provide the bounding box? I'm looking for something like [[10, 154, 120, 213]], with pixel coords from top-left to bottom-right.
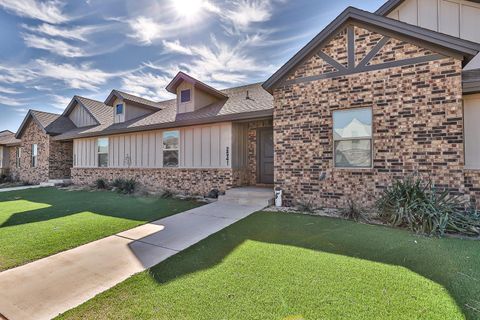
[[142, 212, 480, 319], [0, 188, 199, 228]]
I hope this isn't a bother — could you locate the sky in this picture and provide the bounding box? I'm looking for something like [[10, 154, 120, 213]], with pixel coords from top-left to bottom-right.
[[0, 0, 384, 132]]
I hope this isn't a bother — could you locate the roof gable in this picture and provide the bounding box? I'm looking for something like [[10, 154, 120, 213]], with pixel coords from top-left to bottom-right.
[[166, 72, 228, 99], [104, 90, 162, 110], [15, 110, 76, 139], [263, 6, 480, 92]]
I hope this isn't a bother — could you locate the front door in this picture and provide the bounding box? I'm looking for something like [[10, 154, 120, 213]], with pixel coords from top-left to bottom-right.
[[258, 127, 274, 184]]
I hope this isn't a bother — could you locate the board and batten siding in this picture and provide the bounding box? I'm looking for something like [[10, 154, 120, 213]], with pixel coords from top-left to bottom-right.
[[73, 122, 236, 169], [69, 104, 97, 128], [387, 0, 480, 43]]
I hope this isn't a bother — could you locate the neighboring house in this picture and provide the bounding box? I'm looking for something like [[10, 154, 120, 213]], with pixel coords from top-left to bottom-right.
[[11, 110, 76, 183], [0, 130, 20, 176], [4, 0, 480, 208]]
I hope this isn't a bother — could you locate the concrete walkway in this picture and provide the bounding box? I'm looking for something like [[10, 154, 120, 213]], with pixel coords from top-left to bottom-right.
[[0, 190, 272, 320], [0, 184, 47, 193]]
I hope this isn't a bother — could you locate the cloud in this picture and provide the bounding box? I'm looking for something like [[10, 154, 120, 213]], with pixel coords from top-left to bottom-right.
[[222, 0, 275, 32], [156, 35, 275, 87], [0, 65, 36, 84], [0, 85, 20, 94], [0, 0, 69, 24], [121, 72, 173, 101], [32, 59, 112, 91], [49, 94, 71, 109], [0, 94, 25, 106], [22, 33, 86, 57], [127, 17, 164, 45], [22, 23, 99, 41], [162, 40, 193, 55]]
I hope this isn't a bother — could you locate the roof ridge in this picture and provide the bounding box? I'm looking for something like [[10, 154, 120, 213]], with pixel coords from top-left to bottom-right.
[[75, 95, 105, 104], [30, 109, 61, 117]]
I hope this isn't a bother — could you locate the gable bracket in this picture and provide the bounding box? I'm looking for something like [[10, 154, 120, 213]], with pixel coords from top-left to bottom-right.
[[356, 36, 391, 69], [316, 52, 347, 73], [347, 25, 355, 70]]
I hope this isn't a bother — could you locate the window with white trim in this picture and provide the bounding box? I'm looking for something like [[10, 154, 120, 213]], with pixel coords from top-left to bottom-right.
[[31, 144, 38, 167], [97, 138, 109, 168], [163, 131, 179, 167], [333, 107, 373, 168]]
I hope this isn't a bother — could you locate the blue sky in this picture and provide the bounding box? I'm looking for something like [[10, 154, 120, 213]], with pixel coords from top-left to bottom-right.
[[0, 0, 384, 132]]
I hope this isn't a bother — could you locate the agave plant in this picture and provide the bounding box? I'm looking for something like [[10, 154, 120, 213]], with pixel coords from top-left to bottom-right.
[[377, 176, 474, 236]]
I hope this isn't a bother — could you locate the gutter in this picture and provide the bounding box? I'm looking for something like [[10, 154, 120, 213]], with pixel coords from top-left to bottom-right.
[[53, 109, 274, 141]]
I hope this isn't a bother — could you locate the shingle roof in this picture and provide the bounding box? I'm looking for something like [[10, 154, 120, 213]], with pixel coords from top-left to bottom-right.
[[54, 83, 273, 140], [104, 90, 163, 110], [166, 72, 228, 99], [75, 96, 113, 124], [16, 110, 76, 138], [0, 130, 20, 146]]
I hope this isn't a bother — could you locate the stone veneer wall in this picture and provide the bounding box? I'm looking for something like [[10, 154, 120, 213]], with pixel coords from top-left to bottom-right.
[[16, 119, 50, 184], [71, 167, 244, 195], [49, 140, 73, 179], [273, 24, 469, 208], [9, 119, 73, 184]]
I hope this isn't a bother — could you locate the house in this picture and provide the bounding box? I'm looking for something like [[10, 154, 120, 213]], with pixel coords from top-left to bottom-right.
[[4, 0, 480, 208], [4, 74, 273, 193], [0, 130, 20, 176]]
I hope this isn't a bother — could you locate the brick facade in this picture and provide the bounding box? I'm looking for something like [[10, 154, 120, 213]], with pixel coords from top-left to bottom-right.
[[273, 24, 471, 208], [10, 120, 73, 184], [71, 167, 245, 195]]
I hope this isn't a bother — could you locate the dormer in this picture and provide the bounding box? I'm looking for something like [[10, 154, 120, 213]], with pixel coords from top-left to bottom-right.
[[166, 72, 228, 114], [104, 90, 162, 124]]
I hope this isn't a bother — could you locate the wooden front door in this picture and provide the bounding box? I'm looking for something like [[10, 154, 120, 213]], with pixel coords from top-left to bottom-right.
[[257, 127, 274, 184]]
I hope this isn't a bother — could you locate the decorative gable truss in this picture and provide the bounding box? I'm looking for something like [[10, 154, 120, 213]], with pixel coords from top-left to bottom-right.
[[286, 24, 445, 85]]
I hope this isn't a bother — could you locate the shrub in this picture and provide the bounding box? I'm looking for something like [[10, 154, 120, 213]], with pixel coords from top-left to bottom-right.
[[376, 176, 477, 236], [296, 199, 316, 213], [95, 178, 108, 190], [341, 200, 369, 222], [112, 178, 137, 194]]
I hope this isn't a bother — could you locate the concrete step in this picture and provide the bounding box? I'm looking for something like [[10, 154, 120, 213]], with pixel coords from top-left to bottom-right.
[[218, 187, 274, 207]]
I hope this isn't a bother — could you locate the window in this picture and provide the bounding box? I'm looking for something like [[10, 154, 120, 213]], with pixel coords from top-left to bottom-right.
[[31, 144, 38, 167], [180, 89, 191, 103], [97, 138, 109, 167], [464, 95, 480, 169], [16, 147, 21, 168], [163, 131, 179, 167], [116, 104, 124, 115], [333, 107, 372, 168]]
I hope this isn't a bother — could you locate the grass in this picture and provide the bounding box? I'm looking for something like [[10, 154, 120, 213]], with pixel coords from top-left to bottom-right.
[[58, 212, 480, 320], [0, 187, 199, 271]]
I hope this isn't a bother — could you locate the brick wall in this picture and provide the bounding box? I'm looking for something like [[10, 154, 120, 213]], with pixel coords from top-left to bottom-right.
[[49, 140, 73, 179], [16, 119, 50, 184], [12, 120, 73, 184], [71, 167, 245, 195], [273, 24, 467, 208]]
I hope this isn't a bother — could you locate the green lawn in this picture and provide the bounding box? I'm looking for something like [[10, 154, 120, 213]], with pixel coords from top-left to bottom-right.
[[0, 187, 199, 271], [58, 212, 480, 320]]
